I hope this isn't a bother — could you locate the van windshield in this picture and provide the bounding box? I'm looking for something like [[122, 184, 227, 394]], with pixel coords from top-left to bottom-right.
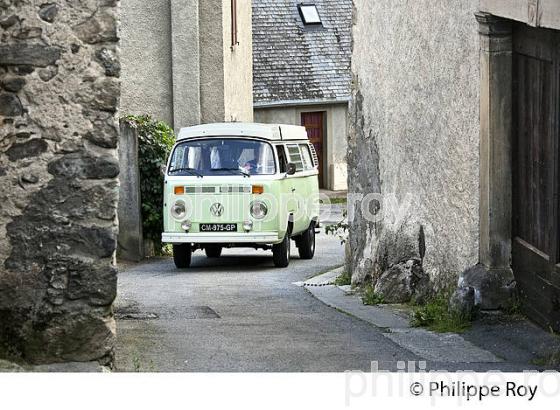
[[168, 138, 277, 176]]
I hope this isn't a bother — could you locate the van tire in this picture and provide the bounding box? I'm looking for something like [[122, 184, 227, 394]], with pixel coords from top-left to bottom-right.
[[298, 222, 316, 260], [272, 234, 290, 268], [205, 246, 222, 258], [173, 244, 192, 268]]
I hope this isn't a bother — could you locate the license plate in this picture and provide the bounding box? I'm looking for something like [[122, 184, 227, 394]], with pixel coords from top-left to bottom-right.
[[199, 223, 238, 232]]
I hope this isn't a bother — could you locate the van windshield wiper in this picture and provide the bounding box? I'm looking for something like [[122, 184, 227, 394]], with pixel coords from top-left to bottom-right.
[[168, 167, 203, 178], [211, 168, 250, 178]]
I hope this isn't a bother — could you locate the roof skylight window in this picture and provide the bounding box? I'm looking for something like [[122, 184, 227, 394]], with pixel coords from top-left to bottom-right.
[[298, 4, 322, 25]]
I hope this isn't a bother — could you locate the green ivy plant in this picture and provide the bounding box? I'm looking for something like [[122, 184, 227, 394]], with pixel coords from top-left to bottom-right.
[[121, 115, 175, 254]]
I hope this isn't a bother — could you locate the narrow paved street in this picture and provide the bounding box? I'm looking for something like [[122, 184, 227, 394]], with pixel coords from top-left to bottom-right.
[[115, 227, 560, 373], [115, 230, 426, 371], [116, 222, 560, 373]]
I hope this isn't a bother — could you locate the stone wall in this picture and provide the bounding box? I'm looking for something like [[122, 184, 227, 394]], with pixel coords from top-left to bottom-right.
[[349, 0, 480, 288], [0, 0, 120, 364]]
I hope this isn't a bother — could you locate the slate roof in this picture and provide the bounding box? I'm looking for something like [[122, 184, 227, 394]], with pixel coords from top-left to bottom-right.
[[252, 0, 352, 105]]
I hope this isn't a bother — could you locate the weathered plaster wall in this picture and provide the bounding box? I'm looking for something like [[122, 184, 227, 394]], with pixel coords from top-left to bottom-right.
[[120, 0, 173, 125], [480, 0, 560, 30], [199, 0, 226, 124], [120, 0, 253, 127], [0, 0, 120, 364], [170, 0, 201, 129], [223, 0, 253, 122], [349, 0, 480, 287], [254, 103, 348, 190]]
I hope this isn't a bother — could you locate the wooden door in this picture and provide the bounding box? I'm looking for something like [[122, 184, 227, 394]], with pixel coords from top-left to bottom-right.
[[301, 112, 325, 188], [512, 23, 560, 332]]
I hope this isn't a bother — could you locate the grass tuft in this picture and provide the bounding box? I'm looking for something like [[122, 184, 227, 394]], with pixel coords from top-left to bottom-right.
[[531, 350, 560, 368], [324, 197, 347, 205], [334, 270, 352, 286], [361, 284, 385, 306], [410, 293, 471, 333]]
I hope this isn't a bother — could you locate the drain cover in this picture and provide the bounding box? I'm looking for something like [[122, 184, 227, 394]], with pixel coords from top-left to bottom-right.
[[181, 306, 221, 319]]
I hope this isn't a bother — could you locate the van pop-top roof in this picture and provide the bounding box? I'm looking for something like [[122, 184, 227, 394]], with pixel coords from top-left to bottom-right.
[[177, 123, 309, 141]]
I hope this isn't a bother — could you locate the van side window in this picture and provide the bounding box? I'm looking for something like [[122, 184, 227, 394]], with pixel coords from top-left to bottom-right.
[[286, 144, 304, 171], [299, 144, 314, 170], [276, 145, 287, 173]]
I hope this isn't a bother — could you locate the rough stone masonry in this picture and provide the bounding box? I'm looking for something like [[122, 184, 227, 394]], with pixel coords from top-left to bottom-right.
[[0, 0, 120, 364]]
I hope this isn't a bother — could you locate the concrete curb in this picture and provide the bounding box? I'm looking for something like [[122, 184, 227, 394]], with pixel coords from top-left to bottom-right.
[[302, 269, 503, 364], [293, 266, 344, 287]]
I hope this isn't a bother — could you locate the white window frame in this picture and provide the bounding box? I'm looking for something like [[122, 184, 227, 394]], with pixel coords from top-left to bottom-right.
[[298, 4, 322, 25]]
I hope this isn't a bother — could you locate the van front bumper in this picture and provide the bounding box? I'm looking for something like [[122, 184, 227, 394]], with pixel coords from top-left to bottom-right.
[[162, 231, 280, 244]]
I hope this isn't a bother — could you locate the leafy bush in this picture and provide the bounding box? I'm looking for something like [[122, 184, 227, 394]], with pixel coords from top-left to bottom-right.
[[122, 115, 175, 254], [411, 292, 471, 333]]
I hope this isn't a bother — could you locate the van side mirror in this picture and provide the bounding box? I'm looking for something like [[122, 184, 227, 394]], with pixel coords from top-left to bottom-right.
[[286, 163, 297, 176]]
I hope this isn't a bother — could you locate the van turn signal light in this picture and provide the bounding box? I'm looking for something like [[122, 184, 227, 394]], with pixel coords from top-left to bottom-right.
[[174, 186, 185, 195], [252, 185, 264, 195]]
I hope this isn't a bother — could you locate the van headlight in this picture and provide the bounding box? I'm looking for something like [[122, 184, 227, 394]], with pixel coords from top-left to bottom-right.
[[250, 201, 268, 220], [171, 200, 186, 219]]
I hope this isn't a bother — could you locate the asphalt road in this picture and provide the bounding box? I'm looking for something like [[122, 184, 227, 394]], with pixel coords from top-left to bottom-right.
[[114, 229, 426, 372]]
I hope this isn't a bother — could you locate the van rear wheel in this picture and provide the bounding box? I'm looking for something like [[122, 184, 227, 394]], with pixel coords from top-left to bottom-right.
[[173, 244, 192, 268], [298, 222, 316, 260], [272, 234, 290, 268], [205, 246, 222, 258]]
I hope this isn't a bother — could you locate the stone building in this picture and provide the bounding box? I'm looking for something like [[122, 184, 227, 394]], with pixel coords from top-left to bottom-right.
[[349, 0, 560, 331], [252, 0, 351, 190], [120, 0, 254, 130], [0, 1, 120, 363], [0, 0, 255, 365]]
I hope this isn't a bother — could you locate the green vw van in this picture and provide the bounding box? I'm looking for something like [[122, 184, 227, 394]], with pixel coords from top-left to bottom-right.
[[162, 123, 320, 268]]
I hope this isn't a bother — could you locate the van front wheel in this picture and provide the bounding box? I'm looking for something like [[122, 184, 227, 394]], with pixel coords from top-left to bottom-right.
[[272, 234, 290, 268], [173, 244, 192, 269], [297, 223, 316, 260]]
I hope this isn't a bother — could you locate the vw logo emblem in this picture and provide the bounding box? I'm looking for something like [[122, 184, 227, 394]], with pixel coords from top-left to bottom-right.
[[210, 203, 224, 217]]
